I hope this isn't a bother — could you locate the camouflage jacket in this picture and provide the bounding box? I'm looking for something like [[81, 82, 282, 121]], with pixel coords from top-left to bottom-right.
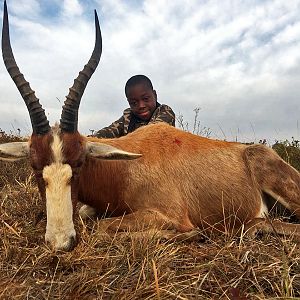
[[95, 103, 175, 138]]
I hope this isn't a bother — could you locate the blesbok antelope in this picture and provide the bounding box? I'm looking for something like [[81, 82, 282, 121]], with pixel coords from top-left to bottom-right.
[[1, 1, 300, 251]]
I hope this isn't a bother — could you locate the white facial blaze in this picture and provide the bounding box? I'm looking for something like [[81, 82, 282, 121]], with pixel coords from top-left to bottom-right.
[[51, 130, 64, 163], [43, 131, 75, 250]]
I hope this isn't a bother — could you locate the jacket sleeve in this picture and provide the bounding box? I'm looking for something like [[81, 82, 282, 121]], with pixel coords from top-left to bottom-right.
[[150, 104, 176, 126], [95, 115, 125, 138]]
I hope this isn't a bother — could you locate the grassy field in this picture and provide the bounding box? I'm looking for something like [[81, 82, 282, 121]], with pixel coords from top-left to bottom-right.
[[1, 133, 300, 299]]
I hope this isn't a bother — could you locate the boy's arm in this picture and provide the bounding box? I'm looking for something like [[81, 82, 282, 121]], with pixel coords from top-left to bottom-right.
[[95, 116, 125, 138], [150, 105, 175, 126]]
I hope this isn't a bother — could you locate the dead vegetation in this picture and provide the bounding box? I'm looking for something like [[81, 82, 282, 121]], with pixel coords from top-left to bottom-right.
[[1, 134, 300, 299]]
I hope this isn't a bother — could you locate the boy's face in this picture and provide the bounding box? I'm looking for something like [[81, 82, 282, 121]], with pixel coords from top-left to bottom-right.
[[126, 83, 157, 121]]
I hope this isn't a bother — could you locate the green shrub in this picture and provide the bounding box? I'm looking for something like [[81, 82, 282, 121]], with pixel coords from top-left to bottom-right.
[[272, 139, 300, 172]]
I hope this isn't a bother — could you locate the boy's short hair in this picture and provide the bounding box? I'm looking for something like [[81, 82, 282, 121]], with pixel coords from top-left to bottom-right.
[[125, 75, 153, 96]]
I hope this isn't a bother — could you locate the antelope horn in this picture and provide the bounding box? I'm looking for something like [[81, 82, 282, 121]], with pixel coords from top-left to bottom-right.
[[2, 0, 50, 135], [60, 10, 102, 132]]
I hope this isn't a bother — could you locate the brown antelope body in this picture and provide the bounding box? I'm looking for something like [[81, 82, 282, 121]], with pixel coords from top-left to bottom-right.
[[1, 1, 300, 251]]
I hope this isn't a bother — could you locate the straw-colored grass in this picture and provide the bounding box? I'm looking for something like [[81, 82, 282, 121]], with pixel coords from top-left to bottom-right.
[[1, 136, 300, 299]]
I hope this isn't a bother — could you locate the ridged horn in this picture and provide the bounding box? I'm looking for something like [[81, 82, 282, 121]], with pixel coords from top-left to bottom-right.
[[2, 0, 50, 135], [60, 10, 102, 132]]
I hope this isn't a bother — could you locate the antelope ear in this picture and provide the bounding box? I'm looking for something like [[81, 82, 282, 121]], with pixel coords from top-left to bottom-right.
[[0, 142, 29, 161], [86, 142, 142, 160]]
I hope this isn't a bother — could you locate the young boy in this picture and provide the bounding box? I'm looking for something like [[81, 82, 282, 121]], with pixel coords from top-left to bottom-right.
[[95, 75, 175, 138]]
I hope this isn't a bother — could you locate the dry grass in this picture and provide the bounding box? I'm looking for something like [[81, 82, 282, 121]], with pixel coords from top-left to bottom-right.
[[1, 139, 300, 299]]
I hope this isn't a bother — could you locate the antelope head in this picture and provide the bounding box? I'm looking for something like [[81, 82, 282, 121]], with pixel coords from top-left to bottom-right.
[[0, 1, 140, 251]]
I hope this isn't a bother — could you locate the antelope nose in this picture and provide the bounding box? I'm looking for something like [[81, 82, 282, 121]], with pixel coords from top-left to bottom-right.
[[64, 236, 77, 252], [48, 235, 77, 252]]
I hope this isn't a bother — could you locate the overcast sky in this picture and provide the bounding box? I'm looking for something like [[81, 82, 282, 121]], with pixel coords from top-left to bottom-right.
[[0, 0, 300, 143]]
